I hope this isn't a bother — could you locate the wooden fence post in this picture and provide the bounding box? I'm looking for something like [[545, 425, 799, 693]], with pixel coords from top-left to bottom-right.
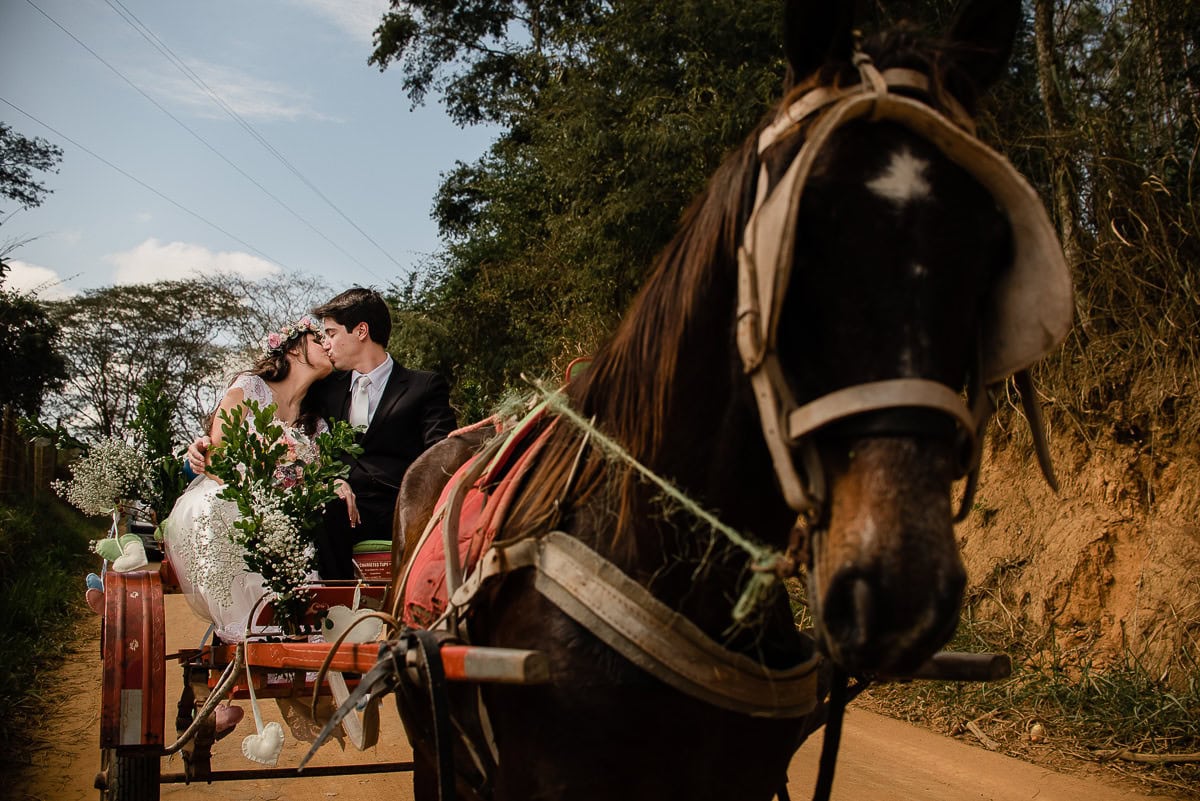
[[0, 406, 16, 498], [0, 405, 58, 499]]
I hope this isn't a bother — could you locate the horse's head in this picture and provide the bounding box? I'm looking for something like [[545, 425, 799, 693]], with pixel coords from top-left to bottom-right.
[[739, 0, 1073, 674]]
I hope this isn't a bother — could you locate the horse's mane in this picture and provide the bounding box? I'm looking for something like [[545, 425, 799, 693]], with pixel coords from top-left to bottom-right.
[[497, 23, 983, 556], [496, 133, 759, 551]]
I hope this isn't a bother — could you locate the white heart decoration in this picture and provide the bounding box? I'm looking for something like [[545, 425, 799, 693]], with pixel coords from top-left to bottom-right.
[[111, 540, 148, 572], [241, 721, 285, 765], [323, 605, 383, 644]]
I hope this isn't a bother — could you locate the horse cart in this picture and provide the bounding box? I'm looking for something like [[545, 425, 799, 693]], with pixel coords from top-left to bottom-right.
[[92, 530, 551, 801], [92, 1, 1070, 796], [91, 509, 1012, 801]]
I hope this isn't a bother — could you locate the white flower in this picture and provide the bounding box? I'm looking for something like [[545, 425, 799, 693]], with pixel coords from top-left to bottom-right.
[[53, 438, 153, 516]]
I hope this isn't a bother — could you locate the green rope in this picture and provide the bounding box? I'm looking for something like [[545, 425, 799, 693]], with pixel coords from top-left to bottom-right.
[[535, 385, 783, 621]]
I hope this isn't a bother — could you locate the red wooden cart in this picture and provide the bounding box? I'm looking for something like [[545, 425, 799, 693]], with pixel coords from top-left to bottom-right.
[[94, 548, 549, 801]]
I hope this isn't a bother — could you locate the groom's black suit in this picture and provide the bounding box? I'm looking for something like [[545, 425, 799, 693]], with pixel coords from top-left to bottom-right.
[[310, 358, 457, 579]]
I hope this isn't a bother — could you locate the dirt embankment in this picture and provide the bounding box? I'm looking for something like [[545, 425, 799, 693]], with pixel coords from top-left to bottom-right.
[[958, 414, 1200, 683]]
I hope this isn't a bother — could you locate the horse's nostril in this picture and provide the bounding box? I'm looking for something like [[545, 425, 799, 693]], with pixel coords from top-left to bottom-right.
[[823, 572, 875, 653]]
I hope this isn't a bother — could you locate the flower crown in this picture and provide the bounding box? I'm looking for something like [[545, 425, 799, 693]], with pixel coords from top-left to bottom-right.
[[262, 314, 322, 355]]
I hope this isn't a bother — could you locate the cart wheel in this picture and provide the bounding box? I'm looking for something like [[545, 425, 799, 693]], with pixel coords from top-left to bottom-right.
[[97, 748, 160, 801]]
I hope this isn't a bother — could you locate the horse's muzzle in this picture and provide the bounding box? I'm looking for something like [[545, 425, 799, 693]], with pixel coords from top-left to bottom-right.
[[815, 559, 965, 675], [807, 437, 967, 675]]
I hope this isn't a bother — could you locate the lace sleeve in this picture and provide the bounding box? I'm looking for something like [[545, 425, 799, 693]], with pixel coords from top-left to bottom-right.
[[229, 374, 273, 408]]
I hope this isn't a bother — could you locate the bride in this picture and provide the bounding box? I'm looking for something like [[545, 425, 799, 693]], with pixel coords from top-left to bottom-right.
[[164, 315, 357, 642]]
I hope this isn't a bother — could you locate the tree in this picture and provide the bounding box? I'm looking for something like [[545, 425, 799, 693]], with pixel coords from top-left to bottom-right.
[[0, 125, 67, 415], [194, 271, 332, 355], [45, 280, 247, 438], [379, 0, 785, 418], [0, 123, 63, 216], [43, 274, 339, 441], [0, 288, 66, 416], [371, 0, 604, 126]]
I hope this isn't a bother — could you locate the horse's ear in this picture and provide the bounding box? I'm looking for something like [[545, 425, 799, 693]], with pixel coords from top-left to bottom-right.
[[946, 0, 1022, 91], [782, 0, 855, 82]]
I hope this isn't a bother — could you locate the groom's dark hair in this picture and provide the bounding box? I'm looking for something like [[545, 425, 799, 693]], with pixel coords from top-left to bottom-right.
[[313, 286, 392, 346]]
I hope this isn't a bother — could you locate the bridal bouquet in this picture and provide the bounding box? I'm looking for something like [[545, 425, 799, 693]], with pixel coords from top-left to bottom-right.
[[204, 400, 361, 632]]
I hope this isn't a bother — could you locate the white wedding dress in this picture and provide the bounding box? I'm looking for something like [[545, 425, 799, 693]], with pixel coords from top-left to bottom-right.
[[164, 374, 327, 642]]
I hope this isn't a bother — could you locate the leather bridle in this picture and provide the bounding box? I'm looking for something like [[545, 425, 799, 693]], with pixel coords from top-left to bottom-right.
[[736, 56, 1073, 519]]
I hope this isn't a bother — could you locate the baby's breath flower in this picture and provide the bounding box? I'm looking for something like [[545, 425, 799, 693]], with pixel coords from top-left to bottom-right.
[[53, 438, 153, 516]]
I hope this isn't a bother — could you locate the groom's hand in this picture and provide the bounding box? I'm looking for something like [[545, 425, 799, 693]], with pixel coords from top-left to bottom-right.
[[187, 436, 211, 476], [335, 479, 361, 528]]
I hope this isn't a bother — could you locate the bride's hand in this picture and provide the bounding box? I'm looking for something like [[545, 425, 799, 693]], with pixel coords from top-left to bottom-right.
[[186, 436, 211, 476], [335, 480, 360, 528]]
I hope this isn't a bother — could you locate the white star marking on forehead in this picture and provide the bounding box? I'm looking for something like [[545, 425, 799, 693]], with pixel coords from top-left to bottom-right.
[[867, 147, 931, 206]]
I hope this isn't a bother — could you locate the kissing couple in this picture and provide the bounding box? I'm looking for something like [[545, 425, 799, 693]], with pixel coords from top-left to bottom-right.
[[166, 286, 457, 642]]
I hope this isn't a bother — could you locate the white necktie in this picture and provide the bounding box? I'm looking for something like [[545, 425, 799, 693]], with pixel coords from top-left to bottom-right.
[[349, 375, 371, 428]]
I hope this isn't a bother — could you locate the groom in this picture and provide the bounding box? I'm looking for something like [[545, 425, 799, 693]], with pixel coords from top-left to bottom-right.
[[308, 287, 457, 579]]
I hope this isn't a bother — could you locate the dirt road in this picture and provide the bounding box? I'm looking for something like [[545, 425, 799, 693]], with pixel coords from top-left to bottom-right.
[[16, 590, 1182, 801]]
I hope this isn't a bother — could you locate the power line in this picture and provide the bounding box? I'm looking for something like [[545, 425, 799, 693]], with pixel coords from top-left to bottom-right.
[[23, 0, 387, 282], [0, 96, 289, 269], [100, 0, 409, 280]]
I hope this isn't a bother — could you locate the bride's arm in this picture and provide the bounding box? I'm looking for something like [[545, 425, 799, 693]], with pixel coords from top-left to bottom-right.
[[207, 386, 247, 451], [188, 387, 248, 481]]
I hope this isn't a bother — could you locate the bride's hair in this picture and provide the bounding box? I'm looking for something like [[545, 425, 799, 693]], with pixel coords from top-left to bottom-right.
[[222, 334, 324, 436]]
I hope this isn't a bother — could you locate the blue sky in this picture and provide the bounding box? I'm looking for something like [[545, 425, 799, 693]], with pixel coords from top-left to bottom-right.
[[0, 0, 497, 300]]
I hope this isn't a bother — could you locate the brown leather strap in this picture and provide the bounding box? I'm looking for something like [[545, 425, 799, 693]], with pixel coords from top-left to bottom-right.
[[448, 533, 821, 718], [787, 378, 975, 441]]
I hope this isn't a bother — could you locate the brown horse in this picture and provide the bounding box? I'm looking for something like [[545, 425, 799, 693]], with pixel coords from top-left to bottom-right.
[[388, 1, 1071, 798]]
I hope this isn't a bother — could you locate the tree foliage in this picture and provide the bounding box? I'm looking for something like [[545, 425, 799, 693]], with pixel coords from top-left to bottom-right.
[[381, 0, 785, 420], [45, 280, 247, 439], [195, 271, 332, 355], [0, 123, 63, 217], [0, 124, 67, 415], [0, 287, 66, 416], [1020, 0, 1200, 443], [43, 275, 336, 442]]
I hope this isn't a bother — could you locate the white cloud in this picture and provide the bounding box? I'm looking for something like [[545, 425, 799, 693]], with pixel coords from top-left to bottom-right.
[[3, 260, 79, 300], [288, 0, 391, 45], [107, 239, 280, 284], [145, 61, 336, 123]]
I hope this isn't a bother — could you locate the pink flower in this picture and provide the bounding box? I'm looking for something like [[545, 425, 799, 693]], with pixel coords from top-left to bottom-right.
[[266, 332, 283, 350]]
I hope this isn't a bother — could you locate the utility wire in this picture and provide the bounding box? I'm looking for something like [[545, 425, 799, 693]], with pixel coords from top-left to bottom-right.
[[101, 0, 409, 280], [23, 0, 385, 282], [98, 0, 392, 282], [0, 96, 288, 269]]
